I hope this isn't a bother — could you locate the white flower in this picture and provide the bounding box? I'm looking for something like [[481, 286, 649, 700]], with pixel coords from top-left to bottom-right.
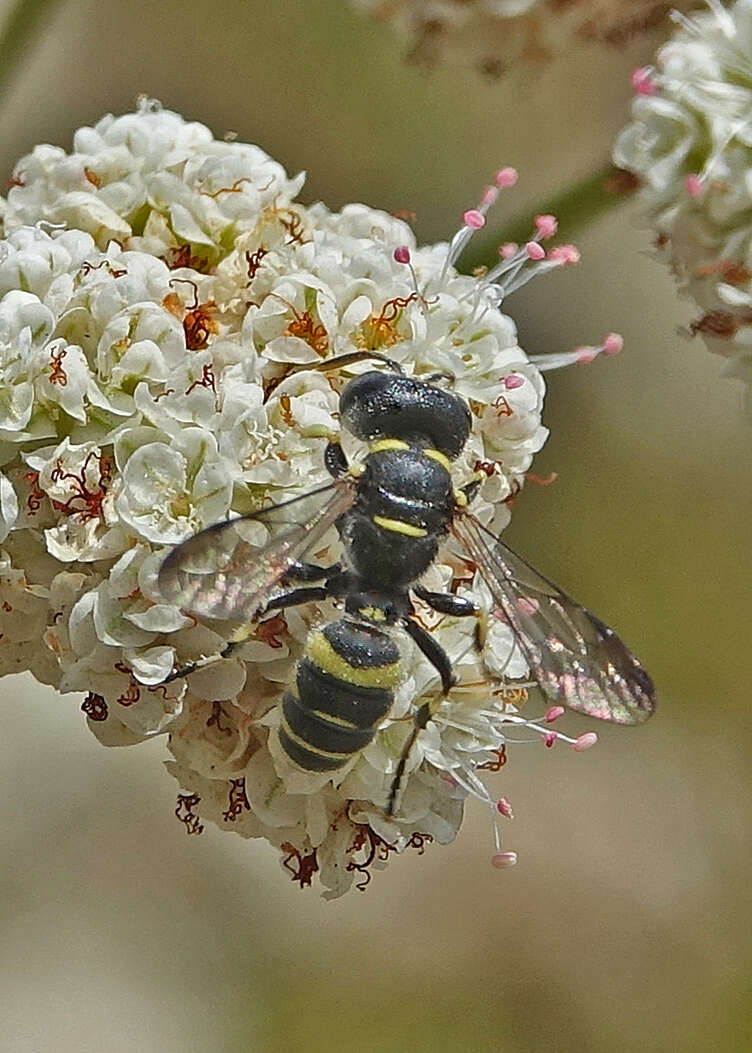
[[115, 426, 233, 545], [0, 103, 614, 895], [614, 0, 752, 411], [351, 0, 695, 77]]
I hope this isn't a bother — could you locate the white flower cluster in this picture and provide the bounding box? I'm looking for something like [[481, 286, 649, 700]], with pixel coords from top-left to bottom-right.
[[352, 0, 694, 77], [0, 101, 605, 895], [614, 0, 752, 410]]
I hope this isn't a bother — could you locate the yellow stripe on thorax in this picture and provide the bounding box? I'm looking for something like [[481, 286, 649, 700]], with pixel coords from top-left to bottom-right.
[[372, 514, 427, 538], [369, 438, 452, 475], [422, 447, 452, 473], [306, 630, 403, 688], [369, 438, 409, 454]]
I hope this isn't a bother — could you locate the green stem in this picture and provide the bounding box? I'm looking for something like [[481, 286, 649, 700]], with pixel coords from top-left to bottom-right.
[[0, 0, 65, 100], [463, 162, 632, 270]]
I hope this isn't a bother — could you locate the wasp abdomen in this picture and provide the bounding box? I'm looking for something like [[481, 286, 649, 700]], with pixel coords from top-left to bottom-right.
[[279, 620, 402, 772]]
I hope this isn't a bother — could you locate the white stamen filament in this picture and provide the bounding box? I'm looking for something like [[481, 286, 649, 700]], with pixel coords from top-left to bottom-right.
[[501, 260, 560, 297]]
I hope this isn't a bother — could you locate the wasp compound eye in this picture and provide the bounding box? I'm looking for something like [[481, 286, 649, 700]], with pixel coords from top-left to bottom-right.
[[339, 371, 471, 459]]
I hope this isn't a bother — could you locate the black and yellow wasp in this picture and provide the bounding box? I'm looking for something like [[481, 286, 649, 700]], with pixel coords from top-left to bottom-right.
[[158, 357, 655, 813]]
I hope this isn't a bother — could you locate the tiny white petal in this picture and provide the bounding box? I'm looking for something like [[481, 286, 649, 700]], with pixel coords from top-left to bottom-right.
[[0, 473, 19, 542]]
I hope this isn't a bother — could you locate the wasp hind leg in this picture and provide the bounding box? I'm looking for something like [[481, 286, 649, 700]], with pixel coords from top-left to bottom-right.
[[386, 693, 443, 817], [386, 591, 489, 815], [387, 618, 457, 816]]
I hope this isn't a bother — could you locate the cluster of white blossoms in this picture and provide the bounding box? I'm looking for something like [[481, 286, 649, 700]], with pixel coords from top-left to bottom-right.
[[351, 0, 696, 77], [0, 102, 612, 895], [614, 0, 752, 411]]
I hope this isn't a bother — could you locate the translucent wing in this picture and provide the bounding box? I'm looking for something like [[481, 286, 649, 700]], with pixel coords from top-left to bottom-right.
[[453, 514, 655, 724], [158, 479, 355, 622]]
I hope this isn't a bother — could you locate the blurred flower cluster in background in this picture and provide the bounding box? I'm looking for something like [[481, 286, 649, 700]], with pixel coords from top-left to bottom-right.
[[616, 0, 752, 411], [0, 1, 750, 1051], [351, 0, 699, 77]]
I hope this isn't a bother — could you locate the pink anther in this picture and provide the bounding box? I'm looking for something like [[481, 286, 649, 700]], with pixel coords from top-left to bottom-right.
[[631, 67, 656, 96], [686, 174, 704, 198], [545, 705, 565, 723], [464, 209, 485, 230], [496, 797, 514, 819], [535, 214, 558, 239], [491, 851, 518, 869], [481, 186, 499, 208], [393, 245, 411, 264], [542, 732, 557, 748], [525, 241, 545, 261], [498, 242, 519, 259], [503, 374, 524, 390], [548, 244, 581, 265], [573, 731, 598, 752], [603, 332, 623, 355], [495, 167, 518, 189]]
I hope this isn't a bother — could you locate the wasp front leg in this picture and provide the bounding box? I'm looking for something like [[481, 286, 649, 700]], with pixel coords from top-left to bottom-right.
[[160, 636, 244, 684], [281, 560, 341, 584], [324, 439, 348, 478], [160, 578, 342, 685]]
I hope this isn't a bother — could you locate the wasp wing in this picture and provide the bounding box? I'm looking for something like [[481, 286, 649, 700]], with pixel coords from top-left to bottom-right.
[[158, 479, 355, 622], [452, 513, 655, 724]]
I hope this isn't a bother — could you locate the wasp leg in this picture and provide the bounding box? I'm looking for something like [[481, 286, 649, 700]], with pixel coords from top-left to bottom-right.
[[386, 695, 442, 817], [457, 478, 483, 506], [387, 619, 455, 815], [281, 560, 341, 583], [161, 638, 243, 684], [161, 583, 338, 684], [324, 440, 349, 478], [389, 602, 489, 815], [412, 586, 487, 650], [262, 585, 331, 612], [413, 586, 478, 618], [402, 616, 455, 694]]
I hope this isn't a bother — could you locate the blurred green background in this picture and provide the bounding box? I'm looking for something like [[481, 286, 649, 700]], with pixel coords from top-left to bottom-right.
[[1, 2, 751, 1051]]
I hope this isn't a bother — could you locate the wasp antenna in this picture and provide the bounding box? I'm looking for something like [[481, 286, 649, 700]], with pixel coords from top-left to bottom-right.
[[421, 370, 456, 387], [288, 350, 404, 376]]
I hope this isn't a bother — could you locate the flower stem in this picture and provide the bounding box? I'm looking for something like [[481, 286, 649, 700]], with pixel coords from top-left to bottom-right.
[[0, 0, 64, 100], [464, 162, 633, 269]]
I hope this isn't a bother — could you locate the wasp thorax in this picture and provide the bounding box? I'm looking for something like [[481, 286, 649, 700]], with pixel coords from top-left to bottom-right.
[[339, 371, 471, 458]]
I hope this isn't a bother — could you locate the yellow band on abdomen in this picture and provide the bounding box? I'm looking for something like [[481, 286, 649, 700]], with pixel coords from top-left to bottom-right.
[[279, 712, 351, 760], [305, 631, 403, 688], [310, 709, 358, 729]]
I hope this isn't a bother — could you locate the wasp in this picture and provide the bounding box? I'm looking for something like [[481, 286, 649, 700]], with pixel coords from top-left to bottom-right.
[[158, 354, 655, 813]]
